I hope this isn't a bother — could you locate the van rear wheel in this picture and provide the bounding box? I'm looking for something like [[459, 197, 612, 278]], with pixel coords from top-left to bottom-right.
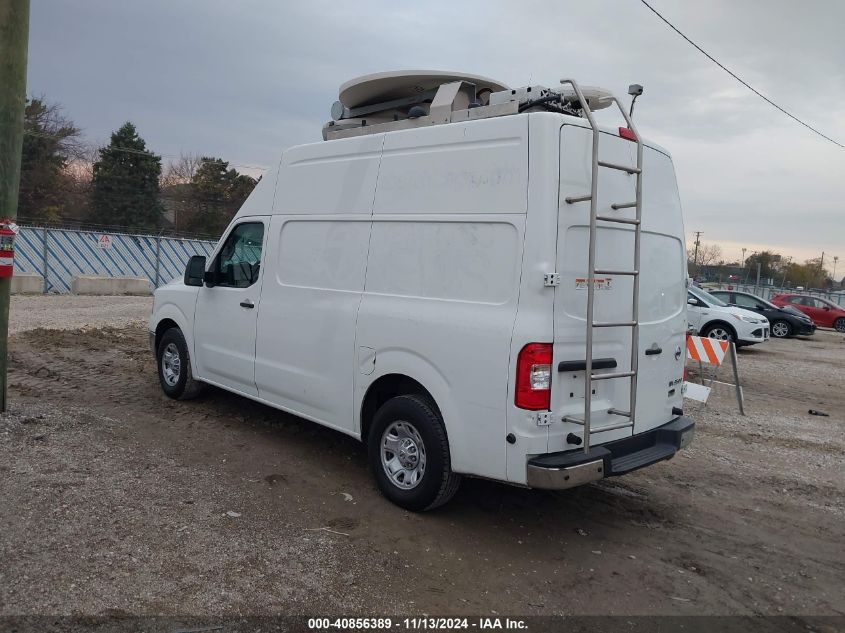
[[368, 394, 461, 511]]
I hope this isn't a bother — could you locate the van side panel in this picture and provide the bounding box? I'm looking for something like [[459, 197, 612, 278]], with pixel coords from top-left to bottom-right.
[[356, 118, 528, 480], [252, 135, 385, 433], [275, 134, 385, 215], [254, 216, 372, 433], [372, 116, 528, 215]]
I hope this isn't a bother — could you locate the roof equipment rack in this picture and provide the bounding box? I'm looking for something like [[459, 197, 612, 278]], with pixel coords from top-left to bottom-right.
[[322, 70, 615, 140]]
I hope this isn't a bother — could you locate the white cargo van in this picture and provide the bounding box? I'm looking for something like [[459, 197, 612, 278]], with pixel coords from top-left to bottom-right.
[[150, 71, 694, 511]]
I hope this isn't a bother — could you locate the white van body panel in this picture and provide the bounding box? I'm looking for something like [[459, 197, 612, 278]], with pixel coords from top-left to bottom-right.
[[191, 216, 269, 396], [150, 281, 201, 374], [151, 108, 691, 489], [254, 215, 371, 433], [356, 116, 529, 479]]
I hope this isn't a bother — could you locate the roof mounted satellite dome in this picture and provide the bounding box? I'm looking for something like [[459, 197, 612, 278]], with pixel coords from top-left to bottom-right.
[[322, 70, 617, 141], [337, 70, 509, 110]]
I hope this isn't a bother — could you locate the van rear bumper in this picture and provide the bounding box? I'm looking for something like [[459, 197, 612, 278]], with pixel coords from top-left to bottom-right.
[[526, 416, 695, 490]]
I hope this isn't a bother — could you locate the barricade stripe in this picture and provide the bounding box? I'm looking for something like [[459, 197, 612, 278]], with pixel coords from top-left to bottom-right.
[[702, 338, 721, 364]]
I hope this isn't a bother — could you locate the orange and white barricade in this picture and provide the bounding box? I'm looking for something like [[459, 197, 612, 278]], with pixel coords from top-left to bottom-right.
[[686, 336, 729, 366], [684, 335, 745, 414]]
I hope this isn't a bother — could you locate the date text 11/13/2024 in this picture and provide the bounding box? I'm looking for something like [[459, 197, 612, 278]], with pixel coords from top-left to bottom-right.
[[307, 617, 528, 630]]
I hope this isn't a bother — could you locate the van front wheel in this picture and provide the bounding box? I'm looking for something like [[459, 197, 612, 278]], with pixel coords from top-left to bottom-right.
[[368, 394, 461, 511], [157, 328, 204, 400]]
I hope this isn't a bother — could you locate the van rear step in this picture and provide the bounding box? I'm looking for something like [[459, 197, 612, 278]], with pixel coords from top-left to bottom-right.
[[525, 416, 695, 489]]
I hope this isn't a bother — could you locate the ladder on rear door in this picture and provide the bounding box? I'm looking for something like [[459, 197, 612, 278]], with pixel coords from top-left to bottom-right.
[[560, 79, 644, 454]]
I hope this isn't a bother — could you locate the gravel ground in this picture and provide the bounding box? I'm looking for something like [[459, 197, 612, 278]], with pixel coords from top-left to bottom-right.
[[1, 296, 843, 622], [8, 295, 152, 334]]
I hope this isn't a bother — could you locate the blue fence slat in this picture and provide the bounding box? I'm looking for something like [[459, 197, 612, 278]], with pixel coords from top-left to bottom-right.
[[14, 225, 217, 294]]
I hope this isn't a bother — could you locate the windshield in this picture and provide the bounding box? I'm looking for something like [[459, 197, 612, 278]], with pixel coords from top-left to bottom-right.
[[689, 285, 727, 307]]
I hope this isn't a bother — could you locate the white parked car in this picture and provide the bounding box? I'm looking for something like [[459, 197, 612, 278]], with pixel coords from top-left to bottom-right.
[[687, 285, 769, 346], [149, 72, 694, 510]]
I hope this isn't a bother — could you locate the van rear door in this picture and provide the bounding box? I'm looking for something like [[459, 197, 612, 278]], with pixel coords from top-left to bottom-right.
[[550, 125, 687, 452]]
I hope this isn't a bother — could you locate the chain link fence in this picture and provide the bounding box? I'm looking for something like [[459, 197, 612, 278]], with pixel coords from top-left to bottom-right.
[[13, 223, 217, 293]]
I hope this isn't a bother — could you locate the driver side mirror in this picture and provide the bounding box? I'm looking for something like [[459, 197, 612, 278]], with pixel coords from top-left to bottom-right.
[[687, 297, 699, 306], [184, 255, 206, 287]]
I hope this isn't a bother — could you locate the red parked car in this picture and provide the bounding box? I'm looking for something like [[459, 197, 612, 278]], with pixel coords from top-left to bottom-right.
[[771, 294, 845, 332]]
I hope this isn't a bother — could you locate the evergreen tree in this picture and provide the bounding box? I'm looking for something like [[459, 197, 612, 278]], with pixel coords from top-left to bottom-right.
[[19, 97, 82, 222], [171, 157, 257, 235], [90, 122, 163, 230]]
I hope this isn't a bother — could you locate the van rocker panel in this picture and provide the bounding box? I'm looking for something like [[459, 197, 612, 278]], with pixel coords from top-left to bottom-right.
[[526, 416, 694, 489]]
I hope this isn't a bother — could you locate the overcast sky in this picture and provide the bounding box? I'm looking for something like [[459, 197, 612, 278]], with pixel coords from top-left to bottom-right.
[[28, 0, 845, 268]]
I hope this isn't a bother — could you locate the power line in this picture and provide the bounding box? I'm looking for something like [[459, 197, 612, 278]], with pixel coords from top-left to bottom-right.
[[639, 0, 845, 149]]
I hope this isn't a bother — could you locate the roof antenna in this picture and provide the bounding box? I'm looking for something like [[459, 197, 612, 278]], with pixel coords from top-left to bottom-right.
[[628, 84, 644, 117]]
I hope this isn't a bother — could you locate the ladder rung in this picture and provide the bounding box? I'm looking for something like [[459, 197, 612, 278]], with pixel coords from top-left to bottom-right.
[[608, 408, 631, 417], [594, 269, 638, 276], [590, 420, 635, 433], [610, 202, 637, 210], [592, 321, 637, 328], [591, 371, 636, 381], [563, 415, 585, 425], [596, 215, 640, 225], [598, 161, 641, 174], [565, 194, 592, 204]]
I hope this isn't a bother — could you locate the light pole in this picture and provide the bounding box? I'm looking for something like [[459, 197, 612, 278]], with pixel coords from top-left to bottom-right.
[[741, 247, 747, 268], [834, 256, 839, 286]]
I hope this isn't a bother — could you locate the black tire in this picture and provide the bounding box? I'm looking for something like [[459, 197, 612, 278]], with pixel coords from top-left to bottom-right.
[[156, 328, 204, 400], [701, 322, 736, 342], [367, 394, 461, 511], [835, 318, 845, 333], [770, 320, 792, 339]]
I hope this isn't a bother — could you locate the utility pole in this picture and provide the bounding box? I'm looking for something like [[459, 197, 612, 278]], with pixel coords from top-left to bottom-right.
[[741, 247, 747, 268], [0, 0, 30, 412], [834, 256, 839, 285], [820, 251, 825, 288], [692, 231, 702, 277]]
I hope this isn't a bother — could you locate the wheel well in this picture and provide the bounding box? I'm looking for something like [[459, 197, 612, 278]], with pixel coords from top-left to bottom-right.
[[360, 374, 440, 442], [154, 319, 180, 352]]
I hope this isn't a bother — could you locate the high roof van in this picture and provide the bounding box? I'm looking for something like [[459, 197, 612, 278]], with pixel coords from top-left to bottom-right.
[[150, 72, 695, 511]]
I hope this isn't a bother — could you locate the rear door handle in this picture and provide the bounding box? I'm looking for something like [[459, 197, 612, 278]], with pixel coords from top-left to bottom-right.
[[240, 300, 255, 309], [645, 346, 662, 356]]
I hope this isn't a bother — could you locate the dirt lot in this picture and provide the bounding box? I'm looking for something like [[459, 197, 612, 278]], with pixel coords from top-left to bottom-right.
[[1, 296, 843, 619]]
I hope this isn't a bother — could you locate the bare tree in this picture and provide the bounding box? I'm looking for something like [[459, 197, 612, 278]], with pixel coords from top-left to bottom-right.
[[687, 242, 723, 267], [161, 153, 204, 187]]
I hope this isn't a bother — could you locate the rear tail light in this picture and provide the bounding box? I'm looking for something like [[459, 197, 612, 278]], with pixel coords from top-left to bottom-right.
[[515, 343, 552, 410], [619, 126, 637, 142]]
